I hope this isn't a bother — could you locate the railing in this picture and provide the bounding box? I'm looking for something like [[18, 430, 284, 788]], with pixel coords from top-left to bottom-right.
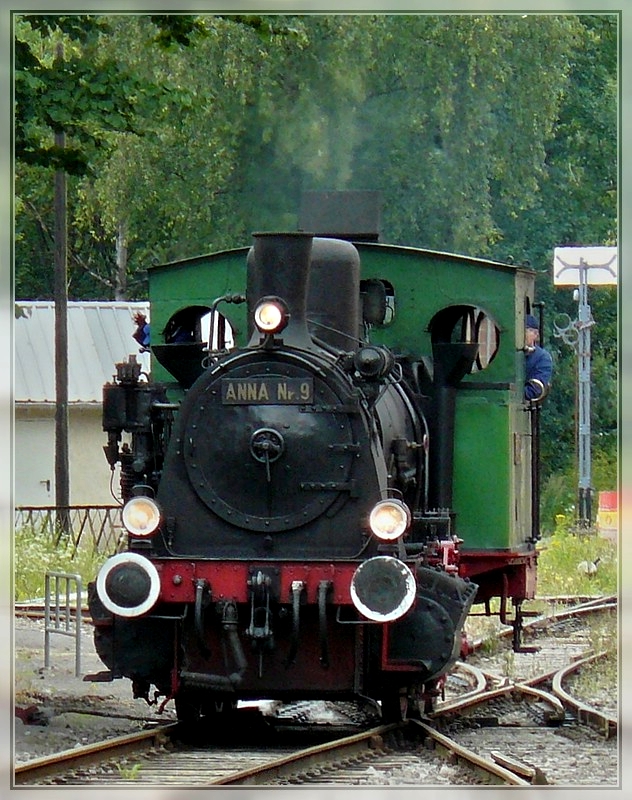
[[44, 571, 83, 677], [14, 505, 123, 556]]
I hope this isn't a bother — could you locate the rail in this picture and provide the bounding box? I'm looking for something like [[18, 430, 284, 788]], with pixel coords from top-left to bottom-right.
[[552, 650, 618, 738]]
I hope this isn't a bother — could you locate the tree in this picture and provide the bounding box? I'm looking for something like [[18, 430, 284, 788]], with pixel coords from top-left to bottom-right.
[[15, 13, 617, 330], [15, 14, 150, 300], [14, 15, 151, 174], [15, 13, 306, 298], [502, 15, 618, 485]]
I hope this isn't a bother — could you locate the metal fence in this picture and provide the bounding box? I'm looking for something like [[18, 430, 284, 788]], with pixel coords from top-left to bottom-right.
[[14, 505, 123, 556], [44, 571, 83, 676]]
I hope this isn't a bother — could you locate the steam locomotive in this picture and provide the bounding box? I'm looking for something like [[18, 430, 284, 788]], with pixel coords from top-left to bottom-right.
[[88, 207, 541, 722]]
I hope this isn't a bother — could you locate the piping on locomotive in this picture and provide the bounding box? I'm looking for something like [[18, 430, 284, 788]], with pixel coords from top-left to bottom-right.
[[87, 227, 541, 721]]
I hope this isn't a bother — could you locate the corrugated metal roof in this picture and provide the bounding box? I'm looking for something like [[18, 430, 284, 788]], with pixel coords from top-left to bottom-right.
[[15, 301, 151, 404]]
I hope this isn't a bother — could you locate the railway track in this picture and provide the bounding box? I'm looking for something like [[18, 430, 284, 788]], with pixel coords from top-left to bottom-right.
[[431, 596, 618, 785], [15, 717, 537, 786], [14, 595, 618, 787]]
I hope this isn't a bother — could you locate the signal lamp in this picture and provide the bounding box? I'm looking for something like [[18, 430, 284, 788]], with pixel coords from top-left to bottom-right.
[[254, 296, 289, 334], [122, 496, 161, 537], [369, 499, 411, 540]]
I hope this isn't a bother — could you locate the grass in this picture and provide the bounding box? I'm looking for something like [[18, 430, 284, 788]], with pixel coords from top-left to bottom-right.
[[14, 523, 107, 602], [536, 515, 618, 597], [464, 516, 618, 646], [571, 650, 618, 704], [115, 762, 143, 781]]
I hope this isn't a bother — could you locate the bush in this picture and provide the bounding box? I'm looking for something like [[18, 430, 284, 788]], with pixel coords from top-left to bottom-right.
[[539, 471, 576, 535], [539, 463, 618, 537], [14, 524, 105, 602]]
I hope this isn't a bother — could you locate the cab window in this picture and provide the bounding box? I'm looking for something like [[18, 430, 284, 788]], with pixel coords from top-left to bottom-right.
[[429, 305, 500, 373]]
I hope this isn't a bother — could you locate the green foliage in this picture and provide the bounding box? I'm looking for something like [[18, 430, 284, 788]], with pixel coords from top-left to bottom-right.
[[538, 450, 617, 535], [14, 13, 617, 470], [16, 13, 617, 284], [570, 649, 617, 704], [541, 430, 618, 527], [536, 518, 617, 597], [14, 523, 105, 602], [540, 471, 577, 534], [14, 15, 154, 174], [591, 447, 618, 494], [351, 14, 583, 254], [148, 15, 208, 48]]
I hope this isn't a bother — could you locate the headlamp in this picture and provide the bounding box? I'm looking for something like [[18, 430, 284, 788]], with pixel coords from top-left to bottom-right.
[[369, 499, 411, 541], [122, 496, 161, 537], [254, 296, 289, 334]]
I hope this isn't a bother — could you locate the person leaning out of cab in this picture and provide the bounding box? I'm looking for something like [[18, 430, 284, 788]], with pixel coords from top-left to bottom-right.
[[524, 314, 552, 403]]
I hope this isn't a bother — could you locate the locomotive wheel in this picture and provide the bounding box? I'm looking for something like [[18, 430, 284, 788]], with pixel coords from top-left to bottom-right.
[[174, 692, 206, 725], [380, 689, 409, 723], [382, 689, 414, 723], [175, 692, 237, 724], [381, 685, 425, 722]]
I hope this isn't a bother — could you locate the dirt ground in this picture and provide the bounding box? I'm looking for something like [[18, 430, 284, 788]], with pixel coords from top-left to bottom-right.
[[12, 615, 177, 766]]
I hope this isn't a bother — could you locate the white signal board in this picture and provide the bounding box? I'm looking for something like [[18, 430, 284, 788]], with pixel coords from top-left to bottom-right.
[[553, 246, 618, 286]]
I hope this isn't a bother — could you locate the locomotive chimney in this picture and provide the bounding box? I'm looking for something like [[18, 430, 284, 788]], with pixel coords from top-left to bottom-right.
[[247, 232, 315, 349]]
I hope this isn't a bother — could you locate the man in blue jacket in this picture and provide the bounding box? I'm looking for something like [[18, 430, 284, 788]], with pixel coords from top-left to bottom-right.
[[524, 314, 552, 402]]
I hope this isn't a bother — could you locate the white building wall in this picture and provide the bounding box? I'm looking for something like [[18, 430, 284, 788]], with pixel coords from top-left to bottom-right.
[[15, 404, 118, 507], [14, 301, 150, 508], [14, 410, 55, 506], [68, 405, 117, 505]]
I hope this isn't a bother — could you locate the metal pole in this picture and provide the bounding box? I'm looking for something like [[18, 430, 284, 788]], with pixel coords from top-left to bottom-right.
[[576, 260, 593, 526], [54, 43, 70, 532], [553, 246, 616, 531]]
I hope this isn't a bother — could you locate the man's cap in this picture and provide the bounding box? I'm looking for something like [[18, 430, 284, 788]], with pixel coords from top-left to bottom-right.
[[526, 314, 539, 329]]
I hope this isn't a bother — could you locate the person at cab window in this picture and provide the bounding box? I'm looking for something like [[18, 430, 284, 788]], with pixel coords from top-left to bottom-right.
[[132, 312, 150, 350], [524, 314, 552, 402]]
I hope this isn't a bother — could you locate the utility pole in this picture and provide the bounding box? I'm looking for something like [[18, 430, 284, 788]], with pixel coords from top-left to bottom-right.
[[553, 246, 617, 529], [54, 42, 70, 534]]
